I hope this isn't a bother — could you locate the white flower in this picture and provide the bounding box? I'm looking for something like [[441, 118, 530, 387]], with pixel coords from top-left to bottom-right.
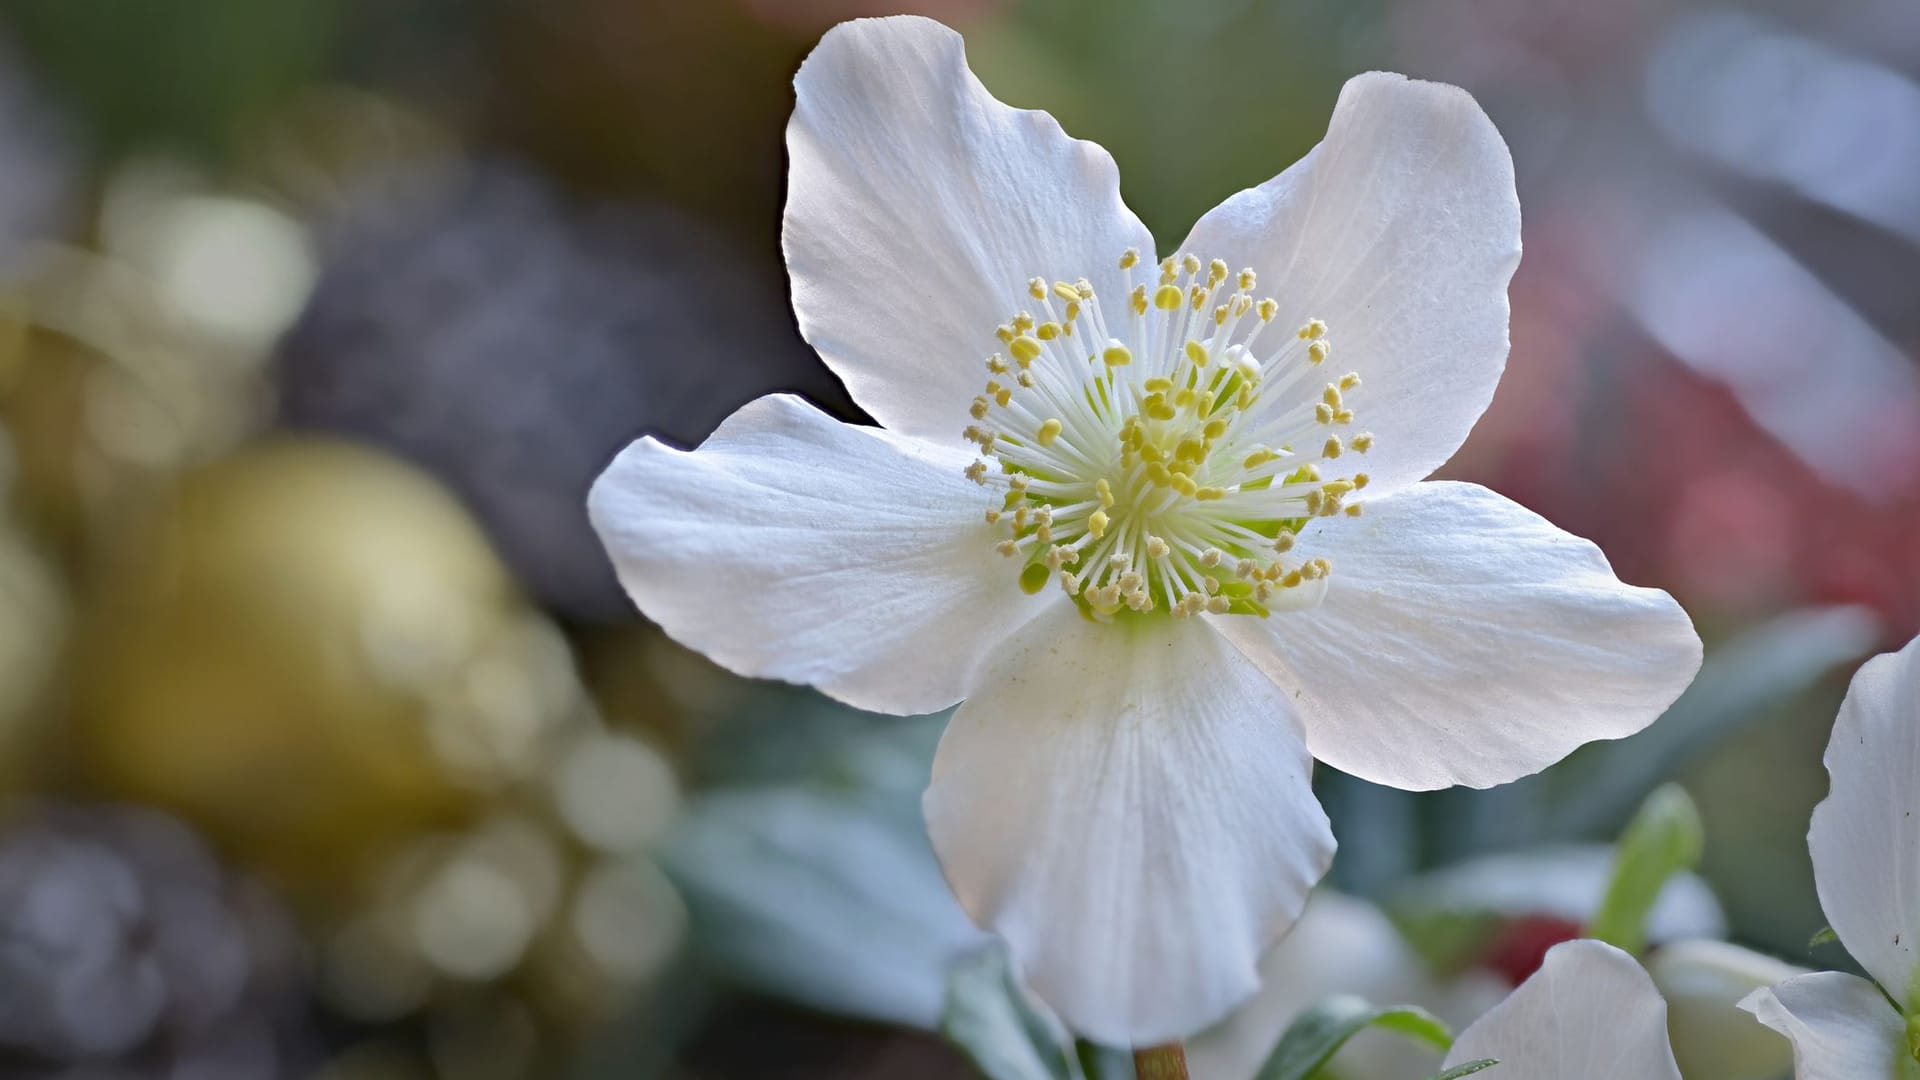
[[1739, 632, 1920, 1078], [1444, 939, 1683, 1078], [588, 15, 1702, 1044], [1651, 939, 1804, 1080]]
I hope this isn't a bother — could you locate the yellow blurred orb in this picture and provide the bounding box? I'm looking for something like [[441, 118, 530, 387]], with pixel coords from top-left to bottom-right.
[[74, 436, 566, 890]]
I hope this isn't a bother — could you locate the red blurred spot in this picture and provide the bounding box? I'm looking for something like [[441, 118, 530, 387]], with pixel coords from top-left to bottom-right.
[[1480, 915, 1586, 987]]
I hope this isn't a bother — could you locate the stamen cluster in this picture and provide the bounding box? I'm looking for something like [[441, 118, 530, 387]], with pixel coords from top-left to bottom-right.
[[962, 249, 1374, 620]]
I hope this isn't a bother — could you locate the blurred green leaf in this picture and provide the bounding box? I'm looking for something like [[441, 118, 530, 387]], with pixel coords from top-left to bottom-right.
[[1425, 1061, 1499, 1079], [1253, 995, 1452, 1080], [1808, 925, 1839, 949], [942, 947, 1085, 1080], [1587, 785, 1705, 955], [6, 0, 341, 159]]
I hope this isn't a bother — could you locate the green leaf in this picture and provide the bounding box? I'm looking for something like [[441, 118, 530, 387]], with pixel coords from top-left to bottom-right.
[[942, 947, 1081, 1080], [1808, 925, 1840, 949], [1426, 1060, 1500, 1078], [1586, 784, 1705, 955], [1253, 995, 1453, 1080]]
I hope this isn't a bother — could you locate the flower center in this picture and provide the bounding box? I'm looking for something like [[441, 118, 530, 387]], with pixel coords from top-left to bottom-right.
[[962, 250, 1373, 621]]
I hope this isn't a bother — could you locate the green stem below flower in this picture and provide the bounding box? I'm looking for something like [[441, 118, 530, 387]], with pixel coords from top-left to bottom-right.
[[1133, 1042, 1188, 1080]]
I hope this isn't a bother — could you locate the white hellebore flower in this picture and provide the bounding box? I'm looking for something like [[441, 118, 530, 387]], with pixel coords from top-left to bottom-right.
[[588, 15, 1702, 1045], [1444, 939, 1684, 1078], [1739, 633, 1920, 1078]]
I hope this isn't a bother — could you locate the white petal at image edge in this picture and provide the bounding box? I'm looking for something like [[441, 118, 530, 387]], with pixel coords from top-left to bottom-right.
[[1445, 939, 1682, 1079], [1180, 71, 1522, 497], [1809, 633, 1920, 1006], [784, 15, 1155, 447], [1215, 481, 1702, 791], [588, 393, 1048, 715], [923, 602, 1335, 1046], [1740, 972, 1913, 1080]]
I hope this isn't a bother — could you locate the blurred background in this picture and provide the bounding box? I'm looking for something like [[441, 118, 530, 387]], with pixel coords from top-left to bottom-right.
[[0, 0, 1911, 1077]]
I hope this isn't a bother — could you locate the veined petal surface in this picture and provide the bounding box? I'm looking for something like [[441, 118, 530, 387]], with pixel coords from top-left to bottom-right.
[[1444, 939, 1682, 1079], [923, 603, 1334, 1045], [589, 394, 1045, 714], [1180, 72, 1522, 496], [785, 15, 1154, 446], [1215, 482, 1701, 790]]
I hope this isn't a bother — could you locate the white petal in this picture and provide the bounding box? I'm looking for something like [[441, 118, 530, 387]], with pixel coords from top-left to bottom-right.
[[1739, 972, 1911, 1080], [1215, 482, 1701, 790], [1188, 892, 1442, 1080], [1648, 939, 1804, 1080], [1810, 632, 1920, 1006], [922, 605, 1334, 1045], [784, 16, 1155, 445], [1180, 72, 1521, 496], [588, 393, 1046, 714], [1444, 939, 1682, 1079]]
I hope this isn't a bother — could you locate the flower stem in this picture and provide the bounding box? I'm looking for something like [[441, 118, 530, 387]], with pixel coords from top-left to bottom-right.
[[1133, 1042, 1188, 1080]]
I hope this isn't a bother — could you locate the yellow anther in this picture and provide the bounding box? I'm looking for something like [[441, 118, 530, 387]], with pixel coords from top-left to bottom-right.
[[1074, 278, 1095, 299], [1299, 318, 1327, 340], [1196, 486, 1227, 501], [1103, 341, 1133, 367], [1297, 464, 1321, 482], [1315, 403, 1334, 424], [1060, 571, 1081, 594], [1035, 524, 1053, 543], [1200, 548, 1223, 568], [985, 509, 1001, 524], [1206, 596, 1232, 615], [1353, 472, 1370, 489], [1146, 535, 1170, 558], [1175, 437, 1206, 462], [1036, 321, 1062, 341], [996, 540, 1019, 557], [1323, 385, 1344, 409], [1096, 478, 1114, 507], [1238, 268, 1257, 290], [1149, 399, 1177, 422], [1197, 391, 1217, 415], [1189, 285, 1209, 310], [1064, 300, 1080, 323], [1282, 569, 1303, 588], [1009, 475, 1029, 493], [1352, 433, 1374, 453], [1273, 532, 1295, 553], [1143, 376, 1173, 393], [1340, 372, 1362, 391], [1236, 559, 1257, 579], [1237, 384, 1255, 410], [1323, 436, 1342, 459], [1052, 281, 1081, 302], [1037, 418, 1063, 446], [1088, 510, 1110, 538], [1257, 298, 1278, 322], [1323, 479, 1355, 495], [1130, 285, 1149, 315], [1145, 462, 1172, 487], [1171, 475, 1198, 497], [995, 388, 1012, 407], [1232, 295, 1253, 317], [1139, 442, 1164, 463], [1153, 284, 1183, 311], [1015, 372, 1033, 389], [987, 354, 1010, 374], [1202, 576, 1221, 595], [996, 325, 1014, 344], [1011, 336, 1043, 364], [1333, 409, 1354, 424], [1244, 448, 1277, 469], [1305, 490, 1323, 514], [1204, 258, 1226, 284], [1028, 277, 1047, 300], [970, 397, 989, 420], [1180, 253, 1201, 275], [1203, 418, 1230, 440], [1345, 503, 1364, 517], [1119, 248, 1140, 269], [1173, 388, 1195, 409], [1308, 340, 1330, 364], [1013, 313, 1034, 332], [965, 461, 987, 483], [1214, 304, 1230, 326], [1185, 340, 1210, 367]]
